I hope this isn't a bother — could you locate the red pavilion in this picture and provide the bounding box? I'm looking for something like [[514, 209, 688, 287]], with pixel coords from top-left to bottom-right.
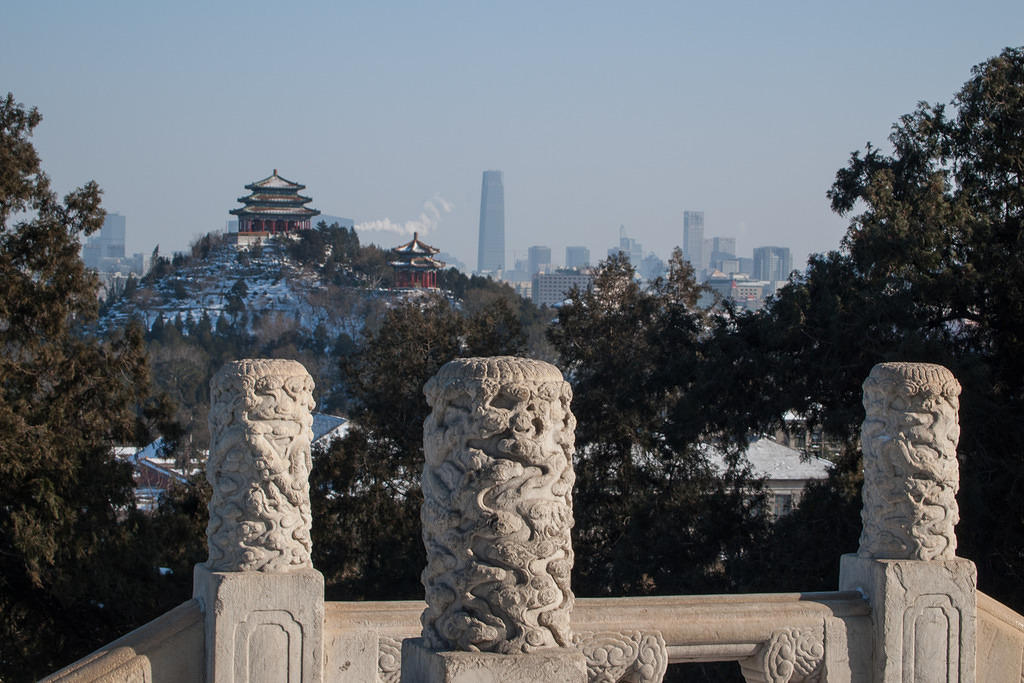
[[230, 170, 320, 235], [390, 233, 445, 288]]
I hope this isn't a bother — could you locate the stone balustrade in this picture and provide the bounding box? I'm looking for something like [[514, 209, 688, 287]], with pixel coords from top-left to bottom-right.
[[41, 359, 1024, 682]]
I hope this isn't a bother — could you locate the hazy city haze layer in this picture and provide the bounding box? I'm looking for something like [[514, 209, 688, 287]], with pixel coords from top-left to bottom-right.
[[2, 1, 1021, 270]]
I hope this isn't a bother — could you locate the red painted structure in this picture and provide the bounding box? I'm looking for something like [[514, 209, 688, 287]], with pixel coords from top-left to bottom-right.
[[390, 232, 445, 288], [230, 170, 320, 235]]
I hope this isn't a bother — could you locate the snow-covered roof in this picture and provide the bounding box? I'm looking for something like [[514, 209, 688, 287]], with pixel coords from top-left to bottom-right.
[[706, 437, 831, 482], [389, 256, 446, 269], [236, 192, 313, 205], [392, 232, 440, 256], [230, 205, 320, 217], [246, 170, 304, 190], [312, 413, 348, 444]]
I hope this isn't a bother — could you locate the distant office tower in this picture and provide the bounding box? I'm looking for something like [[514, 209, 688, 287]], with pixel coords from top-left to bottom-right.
[[477, 170, 505, 273], [527, 245, 552, 275], [683, 211, 705, 272], [607, 225, 642, 264], [80, 212, 147, 278], [706, 236, 737, 273], [532, 271, 594, 307], [753, 246, 793, 284], [565, 246, 590, 269], [82, 213, 127, 269], [712, 236, 736, 257]]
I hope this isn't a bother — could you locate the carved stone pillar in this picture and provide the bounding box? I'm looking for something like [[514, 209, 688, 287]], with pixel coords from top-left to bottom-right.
[[193, 359, 324, 683], [402, 356, 586, 682], [840, 362, 976, 683]]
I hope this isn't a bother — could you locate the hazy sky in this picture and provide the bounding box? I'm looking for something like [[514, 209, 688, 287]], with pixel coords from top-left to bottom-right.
[[3, 1, 1022, 271]]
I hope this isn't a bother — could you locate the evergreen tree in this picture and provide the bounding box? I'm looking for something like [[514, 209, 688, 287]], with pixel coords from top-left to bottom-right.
[[716, 47, 1024, 605], [548, 252, 770, 596], [0, 94, 166, 679]]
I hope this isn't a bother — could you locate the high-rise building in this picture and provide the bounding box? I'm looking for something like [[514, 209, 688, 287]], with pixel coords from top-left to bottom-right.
[[82, 213, 127, 269], [532, 271, 594, 307], [705, 236, 737, 273], [527, 245, 552, 275], [752, 246, 793, 285], [683, 211, 704, 272], [565, 246, 590, 269], [712, 236, 736, 257], [607, 225, 642, 264], [80, 213, 147, 281], [477, 170, 505, 273]]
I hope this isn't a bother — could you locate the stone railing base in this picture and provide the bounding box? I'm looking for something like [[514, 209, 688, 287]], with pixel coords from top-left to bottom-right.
[[839, 554, 976, 682], [401, 638, 587, 682], [194, 564, 325, 683]]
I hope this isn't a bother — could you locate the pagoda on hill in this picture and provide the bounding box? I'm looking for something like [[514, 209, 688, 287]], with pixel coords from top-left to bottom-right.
[[230, 170, 320, 235], [390, 232, 446, 288]]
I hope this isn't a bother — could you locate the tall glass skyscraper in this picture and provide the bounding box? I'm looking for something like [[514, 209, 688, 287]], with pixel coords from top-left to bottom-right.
[[477, 170, 505, 273], [683, 210, 705, 272]]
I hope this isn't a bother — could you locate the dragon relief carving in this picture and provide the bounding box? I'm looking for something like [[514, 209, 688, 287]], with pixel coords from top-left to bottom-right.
[[859, 362, 962, 560], [574, 630, 669, 683], [205, 359, 316, 572], [420, 357, 577, 654], [740, 628, 824, 683]]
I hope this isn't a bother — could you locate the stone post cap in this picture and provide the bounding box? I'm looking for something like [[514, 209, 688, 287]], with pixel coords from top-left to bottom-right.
[[425, 356, 566, 390], [210, 358, 315, 403], [862, 362, 961, 401]]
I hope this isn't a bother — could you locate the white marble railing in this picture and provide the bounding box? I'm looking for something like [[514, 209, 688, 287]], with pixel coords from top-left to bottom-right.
[[327, 592, 871, 682], [39, 358, 1024, 682]]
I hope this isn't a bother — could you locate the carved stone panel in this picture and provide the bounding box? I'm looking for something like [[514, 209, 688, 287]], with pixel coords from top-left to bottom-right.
[[573, 630, 668, 683], [420, 357, 577, 654], [739, 627, 824, 683], [378, 636, 402, 683], [902, 594, 960, 682], [206, 358, 316, 572], [859, 362, 961, 561]]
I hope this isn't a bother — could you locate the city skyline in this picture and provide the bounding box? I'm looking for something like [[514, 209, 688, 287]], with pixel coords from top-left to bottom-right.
[[2, 3, 1022, 272]]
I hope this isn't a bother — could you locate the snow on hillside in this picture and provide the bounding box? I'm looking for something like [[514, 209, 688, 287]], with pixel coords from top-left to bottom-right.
[[100, 239, 412, 339]]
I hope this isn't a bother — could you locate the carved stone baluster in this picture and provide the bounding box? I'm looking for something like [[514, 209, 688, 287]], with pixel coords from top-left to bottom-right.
[[402, 356, 587, 682], [205, 358, 316, 572], [858, 362, 962, 561], [840, 362, 976, 683], [194, 359, 324, 683], [739, 628, 824, 683], [573, 631, 669, 683]]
